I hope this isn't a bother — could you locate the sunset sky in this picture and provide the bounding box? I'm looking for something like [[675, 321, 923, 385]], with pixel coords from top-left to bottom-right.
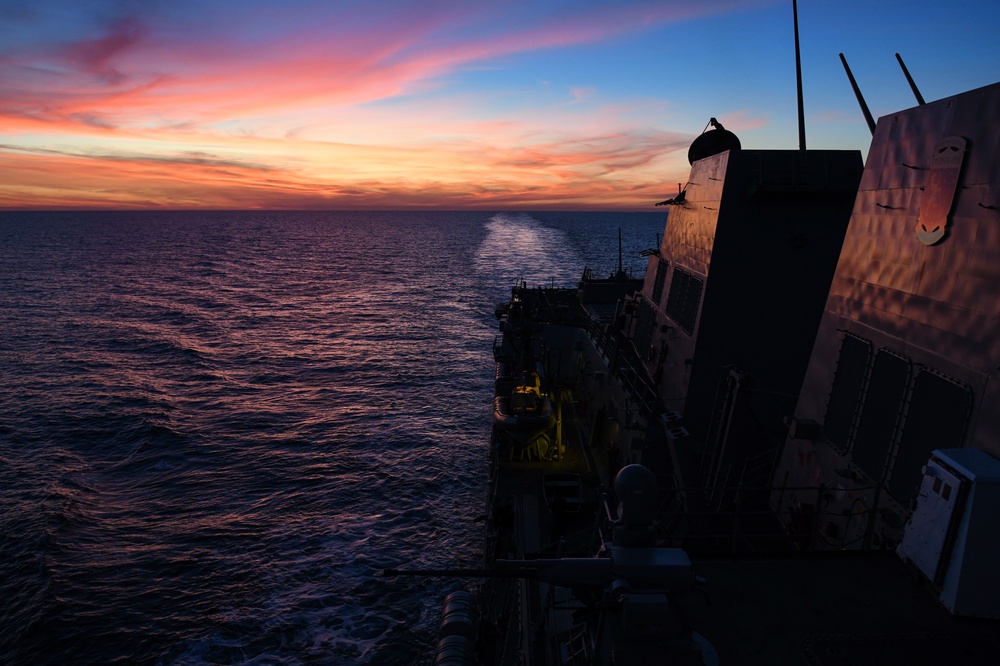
[[2, 0, 998, 210]]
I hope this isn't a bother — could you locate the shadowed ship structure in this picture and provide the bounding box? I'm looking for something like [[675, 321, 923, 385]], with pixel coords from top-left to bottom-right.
[[385, 57, 1000, 666], [774, 83, 1000, 556]]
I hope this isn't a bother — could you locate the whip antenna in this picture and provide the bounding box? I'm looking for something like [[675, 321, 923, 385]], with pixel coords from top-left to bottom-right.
[[839, 53, 877, 135], [895, 53, 926, 105]]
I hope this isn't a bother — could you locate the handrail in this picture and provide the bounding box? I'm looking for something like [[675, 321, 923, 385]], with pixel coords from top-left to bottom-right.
[[602, 481, 887, 554], [586, 318, 659, 420]]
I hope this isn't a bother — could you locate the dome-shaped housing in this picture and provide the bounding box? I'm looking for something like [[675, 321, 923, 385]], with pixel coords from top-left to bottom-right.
[[687, 126, 741, 165], [614, 464, 657, 526]]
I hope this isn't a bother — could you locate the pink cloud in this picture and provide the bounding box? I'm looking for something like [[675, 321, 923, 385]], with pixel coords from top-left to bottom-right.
[[57, 17, 146, 85], [0, 0, 768, 208], [1, 1, 775, 130]]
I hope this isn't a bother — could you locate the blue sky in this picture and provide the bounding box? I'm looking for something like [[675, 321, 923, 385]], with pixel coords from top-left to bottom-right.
[[1, 0, 998, 209]]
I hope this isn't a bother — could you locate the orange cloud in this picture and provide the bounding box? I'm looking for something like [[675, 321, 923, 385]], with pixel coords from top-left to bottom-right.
[[0, 124, 692, 210]]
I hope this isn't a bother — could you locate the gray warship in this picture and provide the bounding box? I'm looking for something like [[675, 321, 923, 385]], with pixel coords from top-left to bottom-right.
[[387, 25, 1000, 666]]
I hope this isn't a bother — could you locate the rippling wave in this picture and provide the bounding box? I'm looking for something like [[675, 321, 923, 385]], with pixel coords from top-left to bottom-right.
[[0, 210, 660, 664]]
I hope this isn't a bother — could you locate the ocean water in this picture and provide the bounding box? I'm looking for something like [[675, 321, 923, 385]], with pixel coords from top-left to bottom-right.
[[0, 210, 660, 665]]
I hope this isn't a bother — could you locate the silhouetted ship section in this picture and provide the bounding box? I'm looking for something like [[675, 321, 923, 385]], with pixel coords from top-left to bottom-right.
[[636, 125, 864, 526], [775, 82, 1000, 552], [386, 75, 1000, 666]]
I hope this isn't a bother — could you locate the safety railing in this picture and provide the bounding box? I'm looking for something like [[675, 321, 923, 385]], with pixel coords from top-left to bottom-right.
[[598, 481, 886, 554], [586, 318, 659, 421]]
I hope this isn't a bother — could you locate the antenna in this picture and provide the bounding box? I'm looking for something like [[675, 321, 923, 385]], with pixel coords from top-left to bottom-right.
[[895, 53, 926, 105], [839, 53, 877, 135], [793, 0, 806, 150], [617, 228, 624, 276]]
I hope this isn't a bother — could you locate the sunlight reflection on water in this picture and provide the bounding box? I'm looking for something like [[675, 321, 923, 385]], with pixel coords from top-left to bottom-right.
[[0, 209, 662, 665]]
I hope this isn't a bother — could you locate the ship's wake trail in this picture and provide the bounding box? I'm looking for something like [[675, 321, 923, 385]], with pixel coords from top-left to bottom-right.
[[473, 213, 583, 291]]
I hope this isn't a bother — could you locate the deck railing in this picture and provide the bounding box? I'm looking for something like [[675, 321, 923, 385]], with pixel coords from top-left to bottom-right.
[[629, 480, 886, 554], [586, 319, 659, 421]]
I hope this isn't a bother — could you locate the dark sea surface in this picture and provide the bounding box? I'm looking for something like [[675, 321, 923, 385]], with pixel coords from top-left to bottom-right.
[[0, 210, 660, 665]]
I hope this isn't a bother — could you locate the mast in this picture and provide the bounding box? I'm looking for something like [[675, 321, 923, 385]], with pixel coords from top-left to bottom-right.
[[793, 0, 806, 150], [618, 228, 624, 277]]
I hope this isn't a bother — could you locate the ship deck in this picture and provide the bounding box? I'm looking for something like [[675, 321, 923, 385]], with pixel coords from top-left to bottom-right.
[[487, 285, 1000, 665], [679, 551, 1000, 665], [491, 390, 606, 559]]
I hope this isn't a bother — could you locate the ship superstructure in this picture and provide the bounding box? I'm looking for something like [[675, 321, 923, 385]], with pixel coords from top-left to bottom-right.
[[390, 49, 1000, 666], [773, 82, 1000, 557], [624, 145, 862, 519]]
